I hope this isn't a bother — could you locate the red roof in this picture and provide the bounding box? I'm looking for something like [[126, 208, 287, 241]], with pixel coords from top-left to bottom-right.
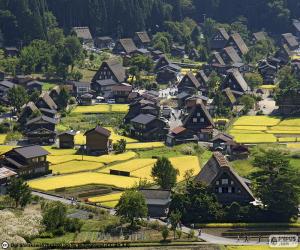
[[171, 126, 186, 135]]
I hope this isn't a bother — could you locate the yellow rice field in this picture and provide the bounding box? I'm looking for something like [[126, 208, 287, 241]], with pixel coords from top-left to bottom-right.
[[28, 172, 138, 191], [229, 116, 300, 144], [100, 158, 156, 174], [126, 142, 165, 149], [72, 104, 129, 114], [0, 145, 13, 154], [47, 151, 136, 165], [50, 160, 104, 174], [88, 192, 123, 203], [0, 134, 6, 144]]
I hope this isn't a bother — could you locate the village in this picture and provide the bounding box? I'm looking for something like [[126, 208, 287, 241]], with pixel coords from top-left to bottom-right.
[[1, 2, 300, 249]]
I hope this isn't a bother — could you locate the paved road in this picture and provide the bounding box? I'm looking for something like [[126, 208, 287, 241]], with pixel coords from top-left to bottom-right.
[[258, 97, 277, 115], [33, 191, 268, 246]]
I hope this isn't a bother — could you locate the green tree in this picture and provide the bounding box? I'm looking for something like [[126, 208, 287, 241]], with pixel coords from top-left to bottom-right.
[[7, 85, 28, 113], [64, 35, 83, 71], [207, 71, 221, 97], [239, 95, 256, 114], [7, 178, 31, 208], [169, 210, 181, 239], [57, 87, 70, 110], [116, 190, 147, 227], [244, 72, 263, 90], [253, 149, 300, 221], [161, 226, 169, 241], [152, 32, 173, 53], [151, 157, 179, 189], [42, 201, 67, 235], [113, 139, 127, 154]]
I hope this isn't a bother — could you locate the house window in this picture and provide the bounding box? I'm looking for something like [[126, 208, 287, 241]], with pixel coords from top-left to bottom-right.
[[221, 179, 228, 185], [222, 187, 228, 193], [216, 180, 219, 185], [218, 187, 222, 193], [193, 118, 197, 123], [228, 187, 232, 193], [197, 113, 201, 117], [200, 118, 204, 123], [231, 180, 234, 185]]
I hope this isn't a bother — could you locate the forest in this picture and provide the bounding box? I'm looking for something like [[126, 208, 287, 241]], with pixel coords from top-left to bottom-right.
[[0, 0, 300, 46]]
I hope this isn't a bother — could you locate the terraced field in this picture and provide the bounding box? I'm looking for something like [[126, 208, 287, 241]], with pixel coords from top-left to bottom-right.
[[229, 116, 300, 144], [72, 104, 129, 114]]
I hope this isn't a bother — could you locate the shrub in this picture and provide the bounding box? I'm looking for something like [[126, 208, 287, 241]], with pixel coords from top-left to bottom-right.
[[65, 218, 83, 233], [188, 229, 195, 238], [161, 226, 169, 241], [176, 229, 182, 239], [4, 131, 22, 143]]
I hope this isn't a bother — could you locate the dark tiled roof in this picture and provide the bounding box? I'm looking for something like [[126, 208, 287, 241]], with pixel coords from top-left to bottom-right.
[[218, 28, 230, 40], [131, 114, 156, 125], [171, 126, 186, 135], [227, 68, 250, 92], [70, 81, 91, 88], [0, 80, 15, 89], [282, 33, 299, 48], [84, 125, 111, 137], [223, 46, 242, 63], [12, 145, 49, 159], [135, 31, 151, 43], [58, 130, 77, 136], [118, 38, 137, 54], [228, 33, 249, 55], [140, 189, 171, 205], [211, 132, 234, 142], [177, 92, 190, 100], [96, 79, 118, 86], [38, 92, 57, 110], [27, 80, 43, 87], [26, 115, 57, 125], [72, 27, 93, 40], [253, 32, 266, 42]]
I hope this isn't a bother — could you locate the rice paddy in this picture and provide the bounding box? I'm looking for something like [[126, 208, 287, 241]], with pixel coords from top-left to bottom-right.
[[72, 104, 129, 114], [229, 116, 300, 144], [50, 160, 104, 174]]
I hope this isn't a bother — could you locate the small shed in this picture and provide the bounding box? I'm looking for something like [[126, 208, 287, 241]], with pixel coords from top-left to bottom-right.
[[80, 93, 93, 106], [58, 130, 76, 149], [140, 189, 171, 218], [84, 125, 111, 155]]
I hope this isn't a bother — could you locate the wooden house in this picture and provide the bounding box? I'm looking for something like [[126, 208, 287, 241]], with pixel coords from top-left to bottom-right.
[[151, 50, 164, 60], [210, 28, 230, 50], [188, 48, 199, 61], [221, 69, 250, 95], [210, 51, 225, 66], [113, 38, 137, 55], [35, 92, 57, 111], [195, 70, 209, 95], [226, 33, 249, 57], [12, 75, 33, 85], [276, 44, 292, 64], [178, 72, 201, 95], [292, 19, 300, 39], [281, 33, 299, 51], [171, 45, 185, 58], [222, 88, 237, 108], [18, 102, 39, 125], [111, 83, 132, 103], [166, 126, 198, 146], [134, 31, 151, 48], [140, 189, 171, 218], [79, 93, 93, 106], [211, 132, 234, 150], [72, 27, 93, 44], [92, 60, 126, 95], [25, 115, 57, 144], [1, 145, 50, 178], [0, 80, 15, 104], [258, 60, 278, 84], [26, 81, 43, 93], [130, 114, 168, 141], [277, 89, 300, 116], [58, 130, 76, 149], [195, 152, 255, 205], [181, 100, 215, 141], [155, 56, 181, 84], [84, 126, 111, 155], [0, 167, 17, 194], [69, 81, 91, 97], [94, 36, 113, 49], [4, 47, 19, 57], [221, 46, 242, 65]]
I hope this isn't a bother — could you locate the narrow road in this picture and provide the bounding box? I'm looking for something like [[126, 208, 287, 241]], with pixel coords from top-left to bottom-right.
[[32, 191, 268, 246]]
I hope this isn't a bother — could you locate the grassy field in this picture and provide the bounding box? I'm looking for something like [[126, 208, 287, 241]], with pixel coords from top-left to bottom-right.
[[72, 104, 129, 114], [50, 160, 104, 174], [229, 116, 300, 144], [28, 172, 139, 191]]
